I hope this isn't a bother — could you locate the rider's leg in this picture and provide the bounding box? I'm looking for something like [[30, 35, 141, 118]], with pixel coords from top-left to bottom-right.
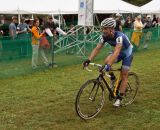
[[119, 69, 129, 95], [113, 69, 128, 107], [113, 54, 133, 107]]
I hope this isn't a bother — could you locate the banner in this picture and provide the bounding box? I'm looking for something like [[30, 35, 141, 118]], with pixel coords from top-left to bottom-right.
[[78, 0, 93, 26]]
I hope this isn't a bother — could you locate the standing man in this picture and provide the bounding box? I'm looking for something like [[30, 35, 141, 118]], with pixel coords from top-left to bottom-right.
[[44, 16, 67, 40], [43, 16, 67, 66], [143, 15, 152, 49], [17, 17, 31, 38], [17, 17, 31, 57], [9, 16, 18, 40], [115, 13, 123, 32]]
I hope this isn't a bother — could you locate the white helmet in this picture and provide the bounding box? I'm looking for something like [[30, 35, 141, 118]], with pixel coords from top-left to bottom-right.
[[101, 18, 116, 28]]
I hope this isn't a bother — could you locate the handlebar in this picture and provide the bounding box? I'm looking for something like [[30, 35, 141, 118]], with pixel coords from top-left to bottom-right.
[[85, 63, 111, 78], [84, 62, 121, 78], [89, 63, 102, 68], [85, 63, 102, 72]]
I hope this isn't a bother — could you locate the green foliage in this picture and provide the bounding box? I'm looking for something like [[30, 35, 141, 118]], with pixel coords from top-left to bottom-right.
[[0, 42, 160, 129], [123, 0, 152, 6]]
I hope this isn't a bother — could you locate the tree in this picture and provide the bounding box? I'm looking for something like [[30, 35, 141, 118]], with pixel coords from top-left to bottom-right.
[[123, 0, 152, 6]]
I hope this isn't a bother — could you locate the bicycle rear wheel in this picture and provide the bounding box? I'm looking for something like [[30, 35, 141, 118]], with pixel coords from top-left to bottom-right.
[[75, 79, 105, 120], [121, 72, 139, 106]]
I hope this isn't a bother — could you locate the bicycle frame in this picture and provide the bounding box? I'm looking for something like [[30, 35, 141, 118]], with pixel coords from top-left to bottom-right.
[[86, 63, 122, 99], [96, 72, 121, 99]]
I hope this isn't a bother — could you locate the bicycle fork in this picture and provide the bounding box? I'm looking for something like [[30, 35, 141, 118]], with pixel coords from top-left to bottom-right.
[[88, 82, 99, 101]]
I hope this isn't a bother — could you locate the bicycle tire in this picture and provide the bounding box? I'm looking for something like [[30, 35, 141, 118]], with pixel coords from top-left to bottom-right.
[[75, 79, 105, 120], [121, 72, 139, 106]]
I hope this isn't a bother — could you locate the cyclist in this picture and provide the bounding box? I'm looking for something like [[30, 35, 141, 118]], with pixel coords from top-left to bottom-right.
[[83, 18, 133, 107]]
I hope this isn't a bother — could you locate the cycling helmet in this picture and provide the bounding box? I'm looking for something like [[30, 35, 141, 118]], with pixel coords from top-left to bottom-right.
[[101, 18, 116, 28]]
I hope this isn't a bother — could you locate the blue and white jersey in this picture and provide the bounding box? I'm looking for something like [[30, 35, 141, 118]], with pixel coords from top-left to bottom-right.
[[99, 31, 133, 58]]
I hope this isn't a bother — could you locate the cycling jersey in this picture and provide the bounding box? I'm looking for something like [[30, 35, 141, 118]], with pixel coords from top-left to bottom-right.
[[100, 31, 133, 57], [99, 31, 133, 69]]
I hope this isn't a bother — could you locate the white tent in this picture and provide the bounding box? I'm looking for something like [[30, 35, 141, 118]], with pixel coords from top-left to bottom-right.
[[94, 0, 140, 14], [140, 0, 160, 14], [0, 0, 140, 14], [0, 0, 78, 14]]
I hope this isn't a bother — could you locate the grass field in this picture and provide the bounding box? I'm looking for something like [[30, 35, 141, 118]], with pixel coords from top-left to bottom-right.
[[0, 42, 160, 130]]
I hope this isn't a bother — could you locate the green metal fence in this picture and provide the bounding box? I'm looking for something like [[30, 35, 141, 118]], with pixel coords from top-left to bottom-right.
[[0, 27, 160, 79]]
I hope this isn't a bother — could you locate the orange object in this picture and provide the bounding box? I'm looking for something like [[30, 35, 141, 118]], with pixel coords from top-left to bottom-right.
[[40, 37, 50, 49]]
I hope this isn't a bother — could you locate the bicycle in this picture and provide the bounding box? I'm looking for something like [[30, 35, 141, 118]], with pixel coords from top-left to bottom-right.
[[75, 63, 139, 120]]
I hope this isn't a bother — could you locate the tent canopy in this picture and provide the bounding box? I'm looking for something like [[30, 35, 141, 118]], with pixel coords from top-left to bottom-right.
[[94, 0, 140, 14], [0, 0, 78, 14], [140, 0, 160, 14], [0, 0, 140, 14]]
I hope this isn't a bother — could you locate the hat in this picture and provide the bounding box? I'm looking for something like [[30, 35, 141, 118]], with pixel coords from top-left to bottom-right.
[[147, 15, 151, 18], [116, 13, 122, 17], [12, 16, 17, 20], [137, 15, 141, 19]]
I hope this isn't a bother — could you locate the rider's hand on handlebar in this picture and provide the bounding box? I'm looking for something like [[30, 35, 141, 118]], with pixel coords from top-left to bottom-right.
[[83, 59, 90, 69], [100, 64, 111, 72]]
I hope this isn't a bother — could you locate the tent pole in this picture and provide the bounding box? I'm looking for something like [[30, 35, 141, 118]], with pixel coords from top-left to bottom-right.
[[95, 14, 100, 28], [59, 14, 61, 28], [31, 14, 34, 20], [18, 14, 20, 24]]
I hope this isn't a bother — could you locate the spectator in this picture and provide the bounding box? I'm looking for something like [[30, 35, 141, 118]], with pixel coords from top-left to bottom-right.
[[115, 13, 123, 32], [143, 15, 153, 28], [27, 19, 33, 30], [152, 14, 158, 27], [44, 16, 67, 41], [17, 17, 31, 38], [0, 15, 9, 36], [124, 16, 133, 29], [17, 17, 31, 57], [68, 24, 75, 35], [131, 15, 144, 51], [9, 16, 18, 40], [43, 16, 67, 66], [31, 18, 50, 69], [157, 17, 160, 26], [143, 15, 153, 49]]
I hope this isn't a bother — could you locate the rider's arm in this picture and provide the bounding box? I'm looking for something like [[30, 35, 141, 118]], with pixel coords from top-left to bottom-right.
[[107, 44, 122, 65], [89, 43, 104, 61], [106, 36, 123, 65]]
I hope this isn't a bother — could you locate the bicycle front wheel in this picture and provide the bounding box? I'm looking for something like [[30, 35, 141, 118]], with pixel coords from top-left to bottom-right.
[[121, 72, 139, 106], [75, 79, 105, 120]]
